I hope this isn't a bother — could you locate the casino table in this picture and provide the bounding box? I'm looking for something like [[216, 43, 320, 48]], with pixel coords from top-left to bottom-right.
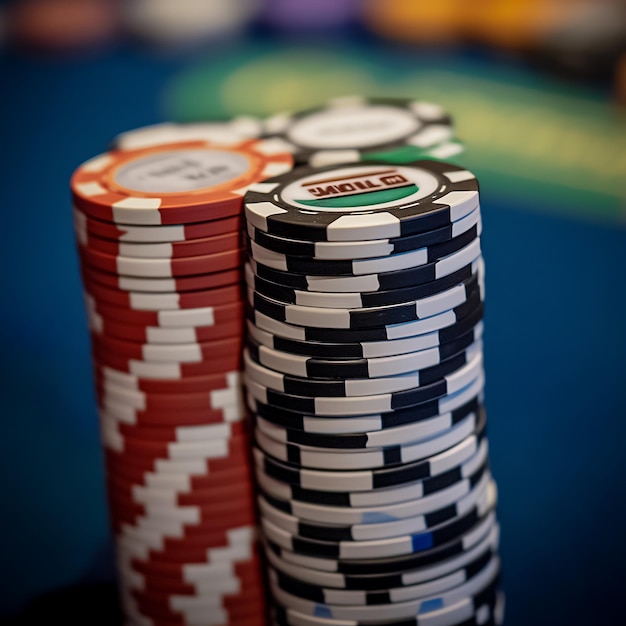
[[0, 38, 625, 626]]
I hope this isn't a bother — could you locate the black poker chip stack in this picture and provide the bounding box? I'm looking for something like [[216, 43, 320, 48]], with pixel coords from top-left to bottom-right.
[[242, 96, 504, 626]]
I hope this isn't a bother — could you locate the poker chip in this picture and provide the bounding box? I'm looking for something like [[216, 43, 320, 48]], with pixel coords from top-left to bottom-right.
[[107, 473, 255, 509], [254, 422, 488, 497], [91, 315, 244, 344], [241, 154, 502, 623], [264, 518, 500, 591], [105, 459, 253, 493], [83, 262, 244, 293], [75, 208, 243, 243], [102, 425, 250, 461], [246, 205, 481, 261], [79, 223, 243, 259], [98, 377, 242, 408], [80, 242, 247, 277], [244, 160, 478, 242], [94, 333, 244, 364], [245, 343, 482, 399], [84, 279, 243, 310], [111, 119, 262, 152], [244, 343, 482, 404], [247, 304, 484, 360], [85, 293, 243, 329], [259, 468, 488, 541], [264, 511, 497, 576], [254, 411, 480, 471], [268, 548, 499, 616], [248, 321, 483, 380], [71, 129, 293, 625], [95, 367, 243, 395], [259, 476, 492, 542], [245, 258, 481, 311], [269, 555, 500, 623], [247, 219, 480, 275], [246, 272, 481, 329], [255, 399, 480, 449], [71, 136, 292, 225], [245, 353, 483, 415], [101, 402, 244, 427], [248, 290, 482, 346], [271, 588, 504, 626], [252, 386, 483, 437], [247, 263, 483, 316], [248, 236, 481, 291], [106, 444, 251, 479], [262, 96, 458, 167], [92, 345, 243, 379]]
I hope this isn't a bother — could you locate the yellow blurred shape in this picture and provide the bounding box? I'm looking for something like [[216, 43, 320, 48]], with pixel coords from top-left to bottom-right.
[[221, 53, 376, 116], [363, 0, 588, 51], [466, 0, 581, 50]]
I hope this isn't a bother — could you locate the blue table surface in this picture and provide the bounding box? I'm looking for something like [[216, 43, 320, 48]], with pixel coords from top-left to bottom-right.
[[1, 46, 625, 624]]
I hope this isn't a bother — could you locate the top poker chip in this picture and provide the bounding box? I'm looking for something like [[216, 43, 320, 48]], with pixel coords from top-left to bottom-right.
[[263, 96, 457, 166], [111, 119, 262, 151], [71, 136, 293, 225], [244, 159, 479, 242]]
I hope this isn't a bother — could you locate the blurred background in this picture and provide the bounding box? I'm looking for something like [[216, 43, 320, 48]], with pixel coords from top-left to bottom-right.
[[0, 0, 625, 624]]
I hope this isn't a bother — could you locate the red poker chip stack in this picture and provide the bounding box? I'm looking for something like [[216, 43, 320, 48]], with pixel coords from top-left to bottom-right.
[[70, 122, 293, 626]]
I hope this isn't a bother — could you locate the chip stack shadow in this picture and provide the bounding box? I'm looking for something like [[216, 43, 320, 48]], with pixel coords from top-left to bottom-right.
[[71, 121, 293, 626], [243, 117, 505, 626]]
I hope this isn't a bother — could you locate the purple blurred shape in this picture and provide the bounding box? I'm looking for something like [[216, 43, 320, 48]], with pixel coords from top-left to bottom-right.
[[262, 0, 359, 31]]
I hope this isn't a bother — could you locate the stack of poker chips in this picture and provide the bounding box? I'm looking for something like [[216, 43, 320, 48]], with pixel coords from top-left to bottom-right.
[[243, 155, 504, 626], [261, 95, 464, 167], [70, 124, 293, 626]]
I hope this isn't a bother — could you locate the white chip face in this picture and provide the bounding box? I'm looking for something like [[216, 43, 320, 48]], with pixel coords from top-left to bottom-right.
[[280, 164, 440, 213], [115, 120, 261, 150], [113, 149, 251, 193], [287, 105, 421, 150]]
